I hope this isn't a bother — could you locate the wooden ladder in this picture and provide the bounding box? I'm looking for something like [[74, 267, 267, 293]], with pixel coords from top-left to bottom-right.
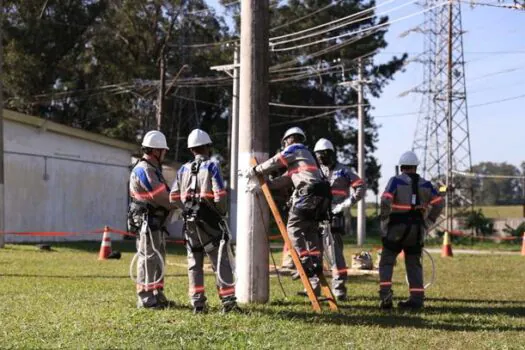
[[251, 158, 338, 313]]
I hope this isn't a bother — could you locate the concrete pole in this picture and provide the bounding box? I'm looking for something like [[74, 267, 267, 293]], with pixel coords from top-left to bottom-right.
[[236, 0, 270, 303], [0, 0, 5, 248], [156, 57, 166, 130], [446, 0, 454, 234], [357, 58, 366, 247], [229, 45, 240, 238]]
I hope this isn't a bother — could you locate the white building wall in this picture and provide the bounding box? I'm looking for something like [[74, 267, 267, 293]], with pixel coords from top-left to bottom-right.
[[4, 120, 132, 243]]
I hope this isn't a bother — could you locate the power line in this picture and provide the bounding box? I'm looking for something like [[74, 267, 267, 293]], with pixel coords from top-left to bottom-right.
[[269, 102, 363, 109], [270, 1, 340, 32], [270, 0, 419, 47], [272, 2, 448, 52], [270, 0, 396, 41]]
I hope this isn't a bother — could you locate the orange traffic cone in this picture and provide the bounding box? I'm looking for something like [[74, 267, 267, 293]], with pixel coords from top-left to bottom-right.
[[98, 226, 112, 260], [441, 231, 453, 258], [521, 232, 525, 256]]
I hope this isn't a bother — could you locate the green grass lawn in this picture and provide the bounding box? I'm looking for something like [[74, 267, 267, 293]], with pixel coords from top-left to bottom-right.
[[1, 241, 524, 349]]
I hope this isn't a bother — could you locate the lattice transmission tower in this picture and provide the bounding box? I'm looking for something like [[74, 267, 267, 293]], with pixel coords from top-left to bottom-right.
[[412, 0, 473, 232]]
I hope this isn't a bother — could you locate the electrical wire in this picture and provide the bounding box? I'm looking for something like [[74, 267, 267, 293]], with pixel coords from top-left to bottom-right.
[[272, 2, 448, 52], [270, 1, 340, 32], [270, 0, 396, 41], [270, 0, 418, 47]]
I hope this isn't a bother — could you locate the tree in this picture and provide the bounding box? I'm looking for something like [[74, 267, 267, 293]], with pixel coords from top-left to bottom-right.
[[469, 162, 523, 205]]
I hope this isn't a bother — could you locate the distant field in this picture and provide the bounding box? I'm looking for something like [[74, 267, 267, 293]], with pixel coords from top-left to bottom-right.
[[474, 205, 523, 219], [350, 205, 523, 219]]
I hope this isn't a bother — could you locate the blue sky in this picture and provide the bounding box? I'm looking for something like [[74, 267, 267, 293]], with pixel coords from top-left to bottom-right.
[[207, 1, 525, 196]]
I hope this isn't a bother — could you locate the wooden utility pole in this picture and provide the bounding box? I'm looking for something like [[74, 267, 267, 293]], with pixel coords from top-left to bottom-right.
[[236, 0, 270, 303]]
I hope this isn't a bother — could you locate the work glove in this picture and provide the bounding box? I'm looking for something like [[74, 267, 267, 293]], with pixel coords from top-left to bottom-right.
[[238, 167, 257, 179], [245, 177, 262, 193], [332, 197, 355, 215]]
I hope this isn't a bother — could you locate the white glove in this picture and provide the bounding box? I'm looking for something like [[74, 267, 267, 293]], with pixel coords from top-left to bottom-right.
[[245, 177, 262, 193], [238, 167, 257, 179], [332, 197, 355, 215]]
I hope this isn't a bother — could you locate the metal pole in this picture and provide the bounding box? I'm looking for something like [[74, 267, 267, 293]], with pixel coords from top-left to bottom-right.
[[446, 0, 454, 234], [0, 0, 4, 248], [236, 0, 270, 303], [357, 58, 366, 247], [229, 45, 240, 238]]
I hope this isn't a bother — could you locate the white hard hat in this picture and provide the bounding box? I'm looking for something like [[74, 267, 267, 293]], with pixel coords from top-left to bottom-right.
[[399, 151, 419, 166], [314, 138, 335, 152], [281, 127, 306, 143], [187, 129, 212, 148], [142, 130, 169, 150]]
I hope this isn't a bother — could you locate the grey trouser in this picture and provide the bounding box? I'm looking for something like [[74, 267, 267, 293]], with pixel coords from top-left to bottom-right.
[[185, 219, 235, 308], [320, 231, 347, 297], [136, 227, 167, 306], [379, 223, 425, 303], [287, 210, 322, 294]]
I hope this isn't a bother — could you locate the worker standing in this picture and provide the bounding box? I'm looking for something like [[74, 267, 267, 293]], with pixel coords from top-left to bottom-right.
[[170, 129, 238, 314], [128, 130, 172, 309], [240, 127, 331, 295], [378, 151, 444, 310], [313, 138, 366, 301]]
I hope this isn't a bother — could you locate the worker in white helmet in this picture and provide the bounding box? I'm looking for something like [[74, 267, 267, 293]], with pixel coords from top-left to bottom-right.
[[378, 151, 444, 311], [129, 130, 173, 309], [240, 127, 332, 295], [170, 129, 238, 314], [313, 138, 366, 301]]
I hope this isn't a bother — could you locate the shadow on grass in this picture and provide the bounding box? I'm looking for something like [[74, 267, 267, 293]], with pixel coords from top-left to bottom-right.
[[261, 307, 525, 332]]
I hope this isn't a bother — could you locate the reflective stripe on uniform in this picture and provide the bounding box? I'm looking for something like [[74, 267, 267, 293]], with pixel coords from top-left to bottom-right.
[[351, 179, 365, 187], [131, 184, 167, 201], [430, 196, 443, 205], [136, 281, 164, 292], [219, 287, 235, 297], [409, 288, 425, 293], [191, 285, 205, 294], [382, 192, 394, 200], [333, 267, 348, 276], [287, 165, 319, 175], [331, 189, 349, 196]]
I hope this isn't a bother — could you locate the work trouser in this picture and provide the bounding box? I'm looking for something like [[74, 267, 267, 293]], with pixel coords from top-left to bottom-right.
[[378, 223, 425, 304], [185, 219, 235, 308], [136, 226, 167, 307], [319, 230, 348, 298], [287, 209, 322, 294]]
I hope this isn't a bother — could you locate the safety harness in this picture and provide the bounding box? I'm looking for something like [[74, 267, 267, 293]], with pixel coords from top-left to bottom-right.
[[384, 174, 425, 254], [128, 159, 170, 234], [183, 159, 229, 254]]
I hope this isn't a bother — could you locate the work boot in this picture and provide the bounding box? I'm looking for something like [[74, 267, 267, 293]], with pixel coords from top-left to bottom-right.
[[193, 305, 207, 314], [379, 290, 394, 311], [398, 298, 423, 311], [336, 295, 348, 302], [221, 297, 240, 314], [137, 294, 166, 310], [156, 291, 175, 308]]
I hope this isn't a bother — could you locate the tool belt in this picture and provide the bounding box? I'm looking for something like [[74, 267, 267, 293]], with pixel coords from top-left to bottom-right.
[[127, 201, 169, 234], [292, 181, 332, 222]]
